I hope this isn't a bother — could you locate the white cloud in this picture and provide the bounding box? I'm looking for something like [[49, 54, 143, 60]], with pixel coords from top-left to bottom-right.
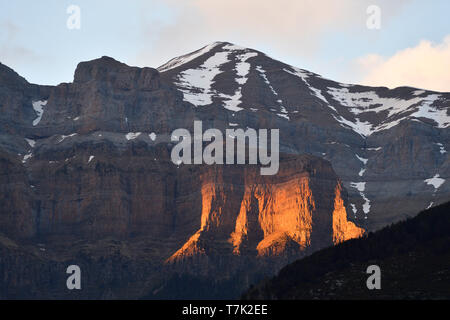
[[0, 21, 41, 66], [356, 36, 450, 92]]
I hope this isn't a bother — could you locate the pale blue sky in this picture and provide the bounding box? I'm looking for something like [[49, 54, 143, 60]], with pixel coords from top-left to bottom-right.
[[1, 0, 449, 90]]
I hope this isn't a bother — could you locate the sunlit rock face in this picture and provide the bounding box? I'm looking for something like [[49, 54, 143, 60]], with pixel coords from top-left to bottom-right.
[[332, 183, 365, 245], [0, 140, 363, 298], [167, 155, 364, 272]]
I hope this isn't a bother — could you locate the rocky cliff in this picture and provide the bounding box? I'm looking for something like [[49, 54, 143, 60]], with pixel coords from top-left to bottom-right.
[[0, 149, 361, 298], [0, 41, 448, 299], [166, 155, 363, 272]]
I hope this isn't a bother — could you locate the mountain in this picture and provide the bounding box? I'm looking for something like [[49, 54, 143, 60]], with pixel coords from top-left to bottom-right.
[[0, 41, 449, 299], [243, 201, 450, 300], [158, 41, 450, 230]]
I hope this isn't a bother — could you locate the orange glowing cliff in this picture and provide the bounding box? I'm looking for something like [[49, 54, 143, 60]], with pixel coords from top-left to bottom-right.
[[167, 154, 365, 267]]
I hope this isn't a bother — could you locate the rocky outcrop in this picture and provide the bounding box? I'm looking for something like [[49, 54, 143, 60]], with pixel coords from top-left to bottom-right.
[[32, 57, 194, 138], [0, 152, 35, 239], [164, 155, 363, 282], [0, 151, 363, 298], [332, 183, 365, 245], [0, 63, 51, 137]]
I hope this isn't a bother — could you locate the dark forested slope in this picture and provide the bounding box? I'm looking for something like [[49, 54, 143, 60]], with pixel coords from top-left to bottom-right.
[[243, 202, 450, 300]]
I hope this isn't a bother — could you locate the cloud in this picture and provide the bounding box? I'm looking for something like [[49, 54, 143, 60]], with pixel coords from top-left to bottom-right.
[[356, 36, 450, 92], [0, 21, 41, 66], [134, 0, 409, 68]]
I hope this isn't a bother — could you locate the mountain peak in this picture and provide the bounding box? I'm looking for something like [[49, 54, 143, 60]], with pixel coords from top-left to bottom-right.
[[156, 41, 449, 139], [157, 41, 258, 73], [0, 62, 29, 87], [73, 56, 129, 83]]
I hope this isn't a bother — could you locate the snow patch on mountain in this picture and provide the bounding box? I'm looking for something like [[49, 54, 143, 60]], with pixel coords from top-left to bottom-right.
[[222, 44, 247, 51], [408, 94, 449, 128], [355, 154, 368, 176], [126, 132, 142, 141], [351, 182, 366, 193], [32, 100, 47, 126], [276, 113, 289, 120], [284, 67, 333, 111], [58, 133, 77, 143], [350, 181, 371, 216], [176, 51, 230, 107], [332, 115, 373, 137], [327, 88, 424, 117], [220, 91, 244, 112], [174, 45, 259, 111], [425, 174, 445, 190], [158, 42, 221, 72], [257, 65, 289, 120], [350, 203, 357, 217], [219, 52, 258, 112], [356, 154, 368, 165], [256, 66, 278, 96], [436, 143, 447, 154], [25, 138, 36, 148], [325, 87, 447, 136], [22, 152, 33, 163], [235, 52, 257, 85]]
